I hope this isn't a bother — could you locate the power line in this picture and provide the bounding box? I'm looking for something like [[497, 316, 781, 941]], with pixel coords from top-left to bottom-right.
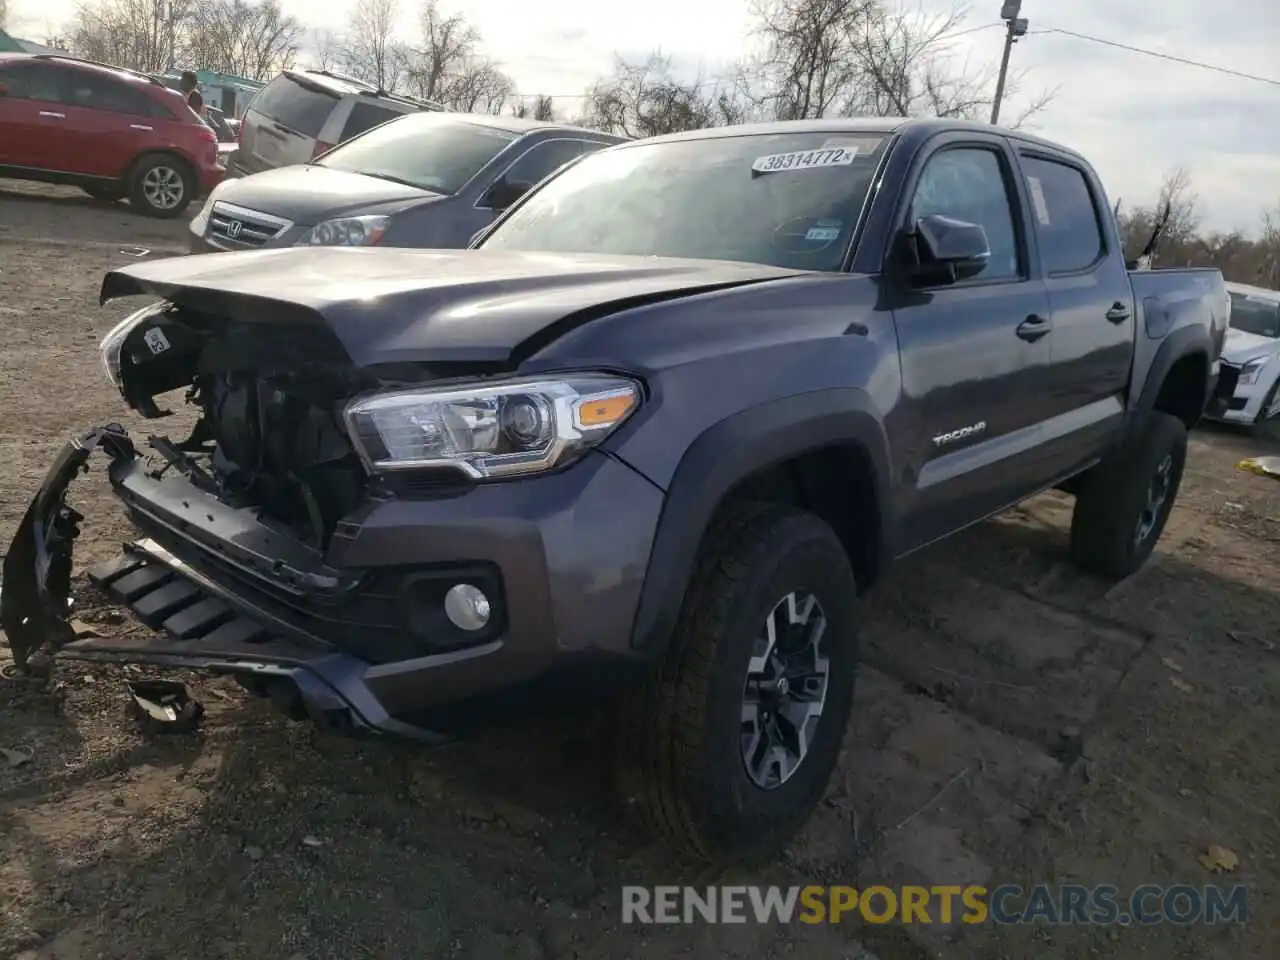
[[1032, 25, 1280, 88]]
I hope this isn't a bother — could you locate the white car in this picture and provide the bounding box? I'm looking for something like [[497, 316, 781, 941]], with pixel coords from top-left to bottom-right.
[[1212, 282, 1280, 433]]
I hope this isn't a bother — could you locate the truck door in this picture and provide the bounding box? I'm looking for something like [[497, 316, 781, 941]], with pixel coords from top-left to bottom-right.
[[1014, 151, 1132, 474], [888, 133, 1053, 551]]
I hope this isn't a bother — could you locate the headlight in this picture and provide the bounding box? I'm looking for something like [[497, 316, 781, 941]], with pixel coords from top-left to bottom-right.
[[100, 302, 167, 388], [344, 374, 641, 479], [296, 215, 390, 247], [1238, 357, 1269, 385]]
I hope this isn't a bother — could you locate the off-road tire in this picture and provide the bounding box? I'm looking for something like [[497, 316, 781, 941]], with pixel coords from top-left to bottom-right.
[[1069, 410, 1188, 578], [81, 184, 123, 203], [128, 154, 194, 218], [614, 501, 860, 864]]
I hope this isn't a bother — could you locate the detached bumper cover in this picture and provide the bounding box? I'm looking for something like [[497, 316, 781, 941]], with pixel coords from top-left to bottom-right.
[[2, 424, 665, 740], [1, 425, 134, 671]]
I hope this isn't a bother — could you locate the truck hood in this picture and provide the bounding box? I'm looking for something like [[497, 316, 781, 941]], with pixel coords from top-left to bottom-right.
[[214, 164, 444, 224], [1223, 327, 1280, 365], [100, 247, 809, 367]]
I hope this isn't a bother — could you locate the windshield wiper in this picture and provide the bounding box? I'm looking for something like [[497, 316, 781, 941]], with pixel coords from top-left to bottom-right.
[[349, 170, 434, 191]]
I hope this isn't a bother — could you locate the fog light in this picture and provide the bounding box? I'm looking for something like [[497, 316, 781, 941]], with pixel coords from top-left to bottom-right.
[[444, 583, 491, 631]]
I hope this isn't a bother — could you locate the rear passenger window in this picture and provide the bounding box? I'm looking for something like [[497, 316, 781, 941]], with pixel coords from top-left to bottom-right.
[[341, 101, 402, 142], [69, 76, 154, 116], [500, 139, 585, 187], [250, 75, 338, 137], [909, 147, 1022, 282], [1, 62, 68, 102], [1019, 156, 1105, 274]]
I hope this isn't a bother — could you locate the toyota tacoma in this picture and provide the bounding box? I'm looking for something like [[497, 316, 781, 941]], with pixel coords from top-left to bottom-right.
[[2, 118, 1231, 863]]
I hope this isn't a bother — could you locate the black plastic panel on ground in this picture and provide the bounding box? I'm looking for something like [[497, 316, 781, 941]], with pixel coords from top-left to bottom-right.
[[63, 551, 323, 664]]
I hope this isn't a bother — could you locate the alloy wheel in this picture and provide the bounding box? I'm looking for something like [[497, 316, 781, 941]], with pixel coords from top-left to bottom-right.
[[740, 591, 830, 790]]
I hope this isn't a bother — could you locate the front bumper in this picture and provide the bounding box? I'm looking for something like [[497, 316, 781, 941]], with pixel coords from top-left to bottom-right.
[[2, 426, 665, 739]]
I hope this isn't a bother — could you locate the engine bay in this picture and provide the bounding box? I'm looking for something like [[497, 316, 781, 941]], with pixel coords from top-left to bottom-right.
[[114, 306, 405, 548]]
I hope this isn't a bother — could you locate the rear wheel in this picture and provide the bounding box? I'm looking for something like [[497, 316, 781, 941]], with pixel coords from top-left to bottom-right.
[[128, 155, 193, 218], [614, 502, 860, 864], [1069, 411, 1188, 578]]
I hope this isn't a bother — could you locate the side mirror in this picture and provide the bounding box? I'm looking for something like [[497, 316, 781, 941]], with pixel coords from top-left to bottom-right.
[[482, 179, 533, 211], [906, 214, 991, 284]]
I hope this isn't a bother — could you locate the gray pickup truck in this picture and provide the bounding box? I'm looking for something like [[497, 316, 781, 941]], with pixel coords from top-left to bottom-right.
[[2, 118, 1230, 864]]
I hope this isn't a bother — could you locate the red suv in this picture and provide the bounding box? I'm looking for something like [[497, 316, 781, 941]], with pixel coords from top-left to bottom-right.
[[0, 53, 223, 217]]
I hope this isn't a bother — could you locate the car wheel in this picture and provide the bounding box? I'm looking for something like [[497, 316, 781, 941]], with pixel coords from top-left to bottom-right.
[[1069, 410, 1188, 579], [128, 155, 193, 218], [614, 501, 859, 864], [81, 184, 123, 203], [1253, 379, 1280, 442]]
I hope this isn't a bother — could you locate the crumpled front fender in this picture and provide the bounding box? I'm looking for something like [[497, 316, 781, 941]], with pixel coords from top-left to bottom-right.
[[1, 424, 135, 671]]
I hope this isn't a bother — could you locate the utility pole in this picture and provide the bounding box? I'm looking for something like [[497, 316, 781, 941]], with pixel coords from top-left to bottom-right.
[[990, 1, 1030, 125]]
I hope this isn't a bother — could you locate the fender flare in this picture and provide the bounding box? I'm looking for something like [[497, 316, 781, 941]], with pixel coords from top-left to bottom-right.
[[628, 388, 893, 656], [1134, 323, 1212, 417]]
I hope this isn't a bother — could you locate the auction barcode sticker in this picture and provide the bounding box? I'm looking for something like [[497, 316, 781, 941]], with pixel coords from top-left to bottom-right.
[[752, 146, 858, 174]]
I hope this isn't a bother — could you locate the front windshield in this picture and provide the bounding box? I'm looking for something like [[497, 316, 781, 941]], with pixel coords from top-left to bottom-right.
[[480, 131, 889, 270], [1229, 292, 1280, 339], [317, 114, 518, 195]]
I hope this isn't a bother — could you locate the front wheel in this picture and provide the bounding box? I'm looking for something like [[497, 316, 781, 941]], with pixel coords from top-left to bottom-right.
[[128, 156, 193, 218], [1069, 411, 1188, 578], [615, 502, 860, 864]]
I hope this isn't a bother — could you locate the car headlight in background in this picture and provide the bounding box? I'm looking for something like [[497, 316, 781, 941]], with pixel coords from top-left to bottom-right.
[[1238, 356, 1270, 385], [344, 374, 642, 479], [99, 302, 167, 388], [296, 215, 390, 247]]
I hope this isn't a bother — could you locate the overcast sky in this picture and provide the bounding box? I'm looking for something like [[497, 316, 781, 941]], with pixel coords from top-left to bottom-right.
[[11, 0, 1279, 235]]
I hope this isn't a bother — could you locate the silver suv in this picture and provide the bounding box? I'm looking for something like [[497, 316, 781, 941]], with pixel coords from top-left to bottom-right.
[[229, 69, 442, 177]]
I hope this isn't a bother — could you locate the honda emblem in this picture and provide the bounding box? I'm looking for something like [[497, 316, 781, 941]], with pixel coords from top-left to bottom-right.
[[226, 219, 243, 239]]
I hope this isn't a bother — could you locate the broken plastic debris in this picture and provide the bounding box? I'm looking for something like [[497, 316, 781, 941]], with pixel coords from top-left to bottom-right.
[[1197, 844, 1240, 873], [2, 745, 33, 768], [118, 246, 151, 258], [301, 835, 325, 848], [1169, 676, 1194, 693], [1161, 656, 1184, 673], [127, 679, 204, 733], [70, 618, 102, 638]]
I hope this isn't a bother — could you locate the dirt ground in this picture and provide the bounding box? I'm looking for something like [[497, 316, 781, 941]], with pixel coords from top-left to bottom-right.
[[1, 179, 1277, 960]]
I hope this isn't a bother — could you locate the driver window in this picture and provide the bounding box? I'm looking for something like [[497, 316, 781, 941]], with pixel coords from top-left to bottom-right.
[[910, 147, 1022, 282], [500, 139, 584, 189]]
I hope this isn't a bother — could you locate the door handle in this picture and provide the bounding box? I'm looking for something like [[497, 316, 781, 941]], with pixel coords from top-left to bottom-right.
[[129, 124, 154, 131], [1106, 302, 1132, 323], [38, 110, 66, 119], [1016, 314, 1051, 343]]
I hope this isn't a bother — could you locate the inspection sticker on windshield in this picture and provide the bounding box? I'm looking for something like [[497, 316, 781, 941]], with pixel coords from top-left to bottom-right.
[[752, 146, 858, 174]]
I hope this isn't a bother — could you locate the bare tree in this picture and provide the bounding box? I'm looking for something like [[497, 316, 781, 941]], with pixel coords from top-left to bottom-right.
[[0, 0, 9, 30], [400, 0, 514, 112], [580, 53, 739, 137], [70, 0, 192, 73], [310, 27, 339, 71], [184, 0, 301, 80], [346, 0, 403, 90], [510, 94, 555, 120], [738, 0, 1053, 127]]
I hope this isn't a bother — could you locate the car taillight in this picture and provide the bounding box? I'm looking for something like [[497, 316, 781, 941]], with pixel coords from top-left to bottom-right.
[[196, 125, 216, 143], [312, 141, 334, 158]]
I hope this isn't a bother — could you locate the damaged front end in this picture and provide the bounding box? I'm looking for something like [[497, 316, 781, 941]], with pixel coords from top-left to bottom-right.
[[1, 425, 135, 670]]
